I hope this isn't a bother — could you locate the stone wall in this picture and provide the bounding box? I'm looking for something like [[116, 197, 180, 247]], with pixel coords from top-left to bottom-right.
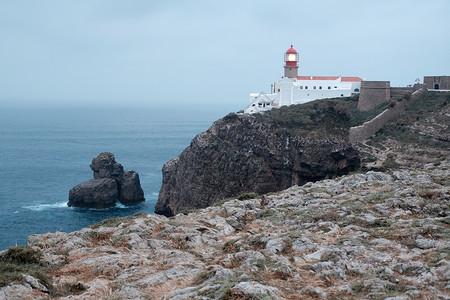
[[390, 87, 415, 99], [349, 89, 425, 143], [424, 76, 450, 90], [357, 81, 390, 111]]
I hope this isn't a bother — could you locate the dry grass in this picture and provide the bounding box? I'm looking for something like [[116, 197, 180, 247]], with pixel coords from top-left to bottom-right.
[[221, 255, 244, 270], [145, 273, 197, 299], [172, 236, 190, 250], [86, 231, 114, 246], [150, 222, 166, 238]]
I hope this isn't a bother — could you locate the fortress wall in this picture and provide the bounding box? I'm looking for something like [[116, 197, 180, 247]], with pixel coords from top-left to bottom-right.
[[390, 87, 415, 99], [357, 81, 390, 111], [349, 89, 425, 144]]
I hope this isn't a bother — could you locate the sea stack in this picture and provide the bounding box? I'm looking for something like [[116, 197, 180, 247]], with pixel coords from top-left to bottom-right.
[[68, 152, 145, 208]]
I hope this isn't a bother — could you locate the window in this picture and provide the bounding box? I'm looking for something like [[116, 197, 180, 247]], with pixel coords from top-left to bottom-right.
[[334, 86, 337, 89], [300, 86, 303, 89], [305, 86, 308, 89], [340, 94, 344, 96], [328, 86, 331, 89], [434, 84, 440, 90], [319, 86, 322, 89], [278, 89, 280, 92], [354, 88, 360, 92], [313, 86, 316, 89]]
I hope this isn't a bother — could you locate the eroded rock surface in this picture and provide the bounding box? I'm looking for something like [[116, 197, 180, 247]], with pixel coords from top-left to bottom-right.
[[156, 114, 360, 216], [68, 178, 118, 209], [7, 161, 448, 299], [68, 152, 144, 208]]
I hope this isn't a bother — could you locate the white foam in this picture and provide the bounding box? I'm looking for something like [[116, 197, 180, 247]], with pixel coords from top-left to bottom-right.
[[23, 201, 67, 211], [115, 203, 127, 209]]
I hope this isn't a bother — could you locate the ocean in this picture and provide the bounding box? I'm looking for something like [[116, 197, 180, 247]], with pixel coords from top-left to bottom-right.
[[0, 106, 225, 250]]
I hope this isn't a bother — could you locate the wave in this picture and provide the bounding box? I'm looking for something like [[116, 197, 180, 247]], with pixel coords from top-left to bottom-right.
[[23, 201, 68, 211], [23, 200, 146, 212]]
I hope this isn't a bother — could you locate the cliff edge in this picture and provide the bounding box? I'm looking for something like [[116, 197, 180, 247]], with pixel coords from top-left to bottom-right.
[[156, 112, 360, 216]]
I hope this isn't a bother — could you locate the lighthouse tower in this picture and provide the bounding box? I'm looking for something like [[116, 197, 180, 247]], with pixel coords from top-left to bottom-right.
[[284, 45, 299, 78]]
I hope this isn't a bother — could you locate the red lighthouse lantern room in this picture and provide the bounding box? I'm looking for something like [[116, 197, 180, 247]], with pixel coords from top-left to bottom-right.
[[284, 45, 299, 78]]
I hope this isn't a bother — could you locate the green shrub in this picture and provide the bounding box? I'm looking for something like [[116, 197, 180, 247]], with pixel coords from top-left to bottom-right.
[[237, 192, 258, 200], [0, 246, 52, 289], [0, 246, 41, 265], [223, 113, 238, 120], [382, 155, 399, 170], [88, 215, 135, 229]]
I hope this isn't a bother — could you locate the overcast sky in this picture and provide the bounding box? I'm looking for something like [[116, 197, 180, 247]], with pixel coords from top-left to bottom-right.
[[1, 0, 449, 111]]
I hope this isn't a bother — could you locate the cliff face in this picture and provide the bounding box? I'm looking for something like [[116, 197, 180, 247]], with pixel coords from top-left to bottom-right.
[[156, 114, 360, 216]]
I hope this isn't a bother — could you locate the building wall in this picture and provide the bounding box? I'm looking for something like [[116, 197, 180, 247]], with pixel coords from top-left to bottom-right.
[[357, 81, 390, 111], [245, 77, 361, 114], [424, 76, 450, 90]]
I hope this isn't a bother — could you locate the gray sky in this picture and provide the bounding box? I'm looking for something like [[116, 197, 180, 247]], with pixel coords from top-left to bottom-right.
[[1, 0, 449, 111]]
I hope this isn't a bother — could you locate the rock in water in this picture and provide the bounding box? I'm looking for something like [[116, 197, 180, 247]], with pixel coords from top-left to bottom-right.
[[119, 170, 145, 205], [68, 178, 118, 209], [90, 152, 124, 179], [156, 114, 360, 216], [68, 152, 145, 208]]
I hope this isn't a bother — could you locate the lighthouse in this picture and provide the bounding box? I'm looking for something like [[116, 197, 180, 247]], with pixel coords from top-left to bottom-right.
[[244, 45, 363, 114], [284, 45, 299, 78]]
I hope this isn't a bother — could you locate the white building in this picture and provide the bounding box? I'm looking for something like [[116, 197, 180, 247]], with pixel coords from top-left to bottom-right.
[[244, 45, 363, 114]]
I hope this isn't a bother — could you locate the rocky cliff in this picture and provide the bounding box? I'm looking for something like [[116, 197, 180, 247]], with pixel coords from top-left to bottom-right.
[[156, 113, 360, 216], [1, 162, 448, 299]]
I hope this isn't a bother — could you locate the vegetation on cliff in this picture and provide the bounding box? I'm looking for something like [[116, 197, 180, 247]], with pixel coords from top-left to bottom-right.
[[373, 91, 449, 147], [359, 91, 450, 170], [0, 246, 51, 290], [253, 96, 387, 140]]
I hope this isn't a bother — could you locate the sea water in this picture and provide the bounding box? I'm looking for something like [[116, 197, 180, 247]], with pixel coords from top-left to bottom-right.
[[0, 106, 224, 250]]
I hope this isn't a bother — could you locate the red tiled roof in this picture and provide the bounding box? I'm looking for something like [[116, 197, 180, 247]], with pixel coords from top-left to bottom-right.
[[341, 77, 363, 82], [297, 76, 362, 82]]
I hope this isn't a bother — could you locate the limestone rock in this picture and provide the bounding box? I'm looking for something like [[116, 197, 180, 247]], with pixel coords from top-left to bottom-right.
[[5, 162, 447, 299], [119, 170, 145, 205], [233, 281, 281, 299], [90, 151, 124, 179], [68, 152, 144, 208], [68, 178, 118, 208], [156, 114, 360, 216]]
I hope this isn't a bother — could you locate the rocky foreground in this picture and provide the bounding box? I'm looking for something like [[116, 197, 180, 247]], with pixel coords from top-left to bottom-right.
[[2, 162, 449, 299]]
